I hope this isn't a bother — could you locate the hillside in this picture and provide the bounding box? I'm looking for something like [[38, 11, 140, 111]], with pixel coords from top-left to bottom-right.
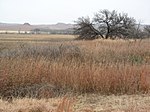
[[0, 22, 74, 31]]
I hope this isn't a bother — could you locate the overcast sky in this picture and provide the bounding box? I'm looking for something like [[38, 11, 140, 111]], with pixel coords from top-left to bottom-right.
[[0, 0, 150, 25]]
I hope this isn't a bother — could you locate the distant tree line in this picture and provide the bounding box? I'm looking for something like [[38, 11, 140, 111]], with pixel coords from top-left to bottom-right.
[[74, 9, 150, 40], [30, 28, 74, 35]]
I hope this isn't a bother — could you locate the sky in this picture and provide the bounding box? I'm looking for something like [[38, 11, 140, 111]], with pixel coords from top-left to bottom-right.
[[0, 0, 150, 25]]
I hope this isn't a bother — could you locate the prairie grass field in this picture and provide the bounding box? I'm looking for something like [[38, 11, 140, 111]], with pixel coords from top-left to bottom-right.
[[0, 34, 74, 42], [0, 34, 150, 112]]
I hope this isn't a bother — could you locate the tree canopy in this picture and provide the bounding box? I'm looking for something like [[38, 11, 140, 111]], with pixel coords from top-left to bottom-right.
[[74, 9, 143, 40]]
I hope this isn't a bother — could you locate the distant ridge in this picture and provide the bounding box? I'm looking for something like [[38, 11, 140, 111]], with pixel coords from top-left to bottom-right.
[[0, 22, 74, 31]]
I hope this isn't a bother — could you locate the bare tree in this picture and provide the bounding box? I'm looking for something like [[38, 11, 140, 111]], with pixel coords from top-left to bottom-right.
[[130, 22, 146, 40], [144, 25, 150, 37], [74, 9, 137, 40]]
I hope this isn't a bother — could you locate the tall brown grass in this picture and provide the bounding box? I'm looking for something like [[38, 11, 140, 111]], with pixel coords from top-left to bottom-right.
[[0, 38, 150, 98]]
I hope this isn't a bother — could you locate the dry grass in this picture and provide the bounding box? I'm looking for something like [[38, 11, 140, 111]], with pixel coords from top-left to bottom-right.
[[0, 94, 150, 112], [0, 34, 150, 111], [0, 34, 74, 43], [0, 34, 74, 39]]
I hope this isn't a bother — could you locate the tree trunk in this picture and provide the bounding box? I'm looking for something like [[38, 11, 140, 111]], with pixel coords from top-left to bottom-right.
[[105, 22, 110, 39]]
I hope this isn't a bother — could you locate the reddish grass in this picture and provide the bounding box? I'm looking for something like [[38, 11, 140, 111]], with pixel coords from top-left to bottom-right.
[[0, 39, 150, 98]]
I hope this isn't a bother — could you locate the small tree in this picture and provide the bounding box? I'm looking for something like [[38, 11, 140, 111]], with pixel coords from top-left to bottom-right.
[[74, 9, 137, 40], [32, 28, 40, 34]]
